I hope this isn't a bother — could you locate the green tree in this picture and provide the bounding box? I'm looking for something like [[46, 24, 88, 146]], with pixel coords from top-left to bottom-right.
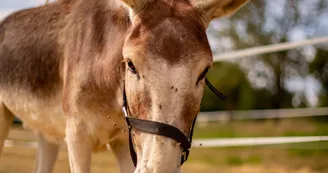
[[206, 0, 328, 109]]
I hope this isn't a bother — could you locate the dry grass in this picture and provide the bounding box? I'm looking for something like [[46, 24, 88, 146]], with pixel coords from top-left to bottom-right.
[[0, 147, 117, 173], [194, 117, 328, 138], [1, 118, 328, 173], [1, 146, 328, 173]]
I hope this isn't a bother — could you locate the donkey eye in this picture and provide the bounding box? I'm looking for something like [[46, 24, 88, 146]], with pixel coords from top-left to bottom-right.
[[126, 59, 137, 74], [197, 67, 209, 83]]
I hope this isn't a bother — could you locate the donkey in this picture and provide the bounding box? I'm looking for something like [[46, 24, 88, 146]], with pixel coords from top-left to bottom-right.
[[0, 0, 248, 173]]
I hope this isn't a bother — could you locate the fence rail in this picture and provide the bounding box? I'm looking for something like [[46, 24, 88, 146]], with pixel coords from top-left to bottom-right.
[[193, 136, 328, 147], [214, 36, 328, 61], [197, 107, 328, 123], [5, 136, 328, 149]]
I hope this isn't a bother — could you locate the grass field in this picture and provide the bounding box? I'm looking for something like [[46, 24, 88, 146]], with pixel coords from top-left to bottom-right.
[[194, 117, 328, 138], [1, 117, 328, 173]]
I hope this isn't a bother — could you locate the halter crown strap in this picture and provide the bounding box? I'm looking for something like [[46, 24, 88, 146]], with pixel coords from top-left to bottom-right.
[[205, 78, 227, 100]]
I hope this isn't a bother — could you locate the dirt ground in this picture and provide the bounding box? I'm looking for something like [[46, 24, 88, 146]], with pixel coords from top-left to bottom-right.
[[1, 146, 327, 173], [2, 118, 328, 173]]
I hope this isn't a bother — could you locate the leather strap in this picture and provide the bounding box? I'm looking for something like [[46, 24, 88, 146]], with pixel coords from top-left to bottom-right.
[[122, 78, 226, 167], [124, 112, 195, 166], [127, 117, 191, 149], [205, 78, 227, 100]]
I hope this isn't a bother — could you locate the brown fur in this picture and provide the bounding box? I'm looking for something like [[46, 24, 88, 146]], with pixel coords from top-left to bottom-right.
[[126, 0, 212, 65], [0, 2, 70, 97]]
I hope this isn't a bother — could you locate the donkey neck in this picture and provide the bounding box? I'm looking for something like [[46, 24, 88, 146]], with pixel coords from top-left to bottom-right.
[[62, 0, 132, 113]]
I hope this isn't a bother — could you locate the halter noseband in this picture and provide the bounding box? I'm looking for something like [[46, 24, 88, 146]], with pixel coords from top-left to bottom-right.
[[122, 78, 226, 167]]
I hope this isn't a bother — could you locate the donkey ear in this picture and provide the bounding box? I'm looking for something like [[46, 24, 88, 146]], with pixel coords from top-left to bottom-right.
[[121, 0, 152, 10], [191, 0, 249, 26]]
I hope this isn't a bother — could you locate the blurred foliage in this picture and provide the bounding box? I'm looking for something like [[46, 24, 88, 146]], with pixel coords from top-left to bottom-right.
[[202, 62, 294, 111], [202, 62, 254, 111], [309, 49, 328, 107], [201, 0, 328, 111]]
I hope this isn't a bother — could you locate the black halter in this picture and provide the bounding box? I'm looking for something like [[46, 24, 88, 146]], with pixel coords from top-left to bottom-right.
[[122, 78, 226, 167]]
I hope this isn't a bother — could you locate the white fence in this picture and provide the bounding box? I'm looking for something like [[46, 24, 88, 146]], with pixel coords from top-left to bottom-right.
[[5, 136, 328, 149], [193, 136, 328, 148], [5, 106, 328, 149], [214, 36, 328, 61], [197, 107, 328, 123]]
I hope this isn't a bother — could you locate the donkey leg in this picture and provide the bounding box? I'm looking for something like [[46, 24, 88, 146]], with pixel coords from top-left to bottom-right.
[[109, 135, 135, 173], [34, 131, 60, 173], [0, 102, 14, 157], [66, 117, 93, 173]]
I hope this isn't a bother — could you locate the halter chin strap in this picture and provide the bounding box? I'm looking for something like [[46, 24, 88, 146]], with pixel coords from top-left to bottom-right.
[[122, 77, 226, 167]]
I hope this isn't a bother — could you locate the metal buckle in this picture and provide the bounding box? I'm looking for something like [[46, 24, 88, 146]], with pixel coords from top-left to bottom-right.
[[181, 149, 190, 164], [122, 106, 128, 117]]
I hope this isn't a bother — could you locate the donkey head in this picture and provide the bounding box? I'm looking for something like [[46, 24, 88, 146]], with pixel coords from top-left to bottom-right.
[[120, 0, 248, 172]]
